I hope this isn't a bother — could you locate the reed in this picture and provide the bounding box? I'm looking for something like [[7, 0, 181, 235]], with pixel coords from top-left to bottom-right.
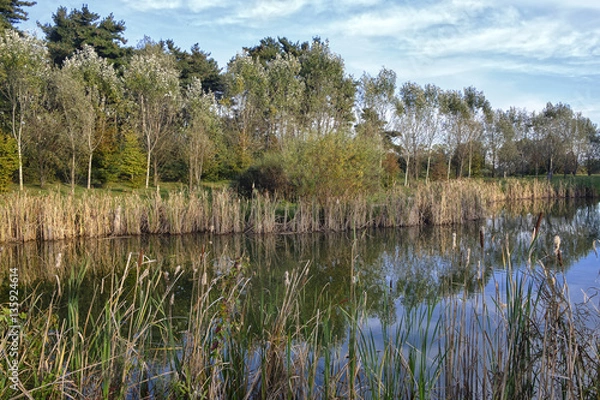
[[3, 230, 600, 399], [0, 178, 593, 243]]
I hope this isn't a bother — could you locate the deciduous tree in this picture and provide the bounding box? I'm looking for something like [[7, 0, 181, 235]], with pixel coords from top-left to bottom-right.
[[0, 29, 49, 190], [182, 78, 221, 189], [62, 44, 121, 189], [123, 42, 181, 188]]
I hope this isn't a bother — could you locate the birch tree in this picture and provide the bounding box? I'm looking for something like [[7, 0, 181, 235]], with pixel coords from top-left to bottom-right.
[[182, 78, 221, 190], [123, 46, 180, 188], [0, 30, 49, 190], [62, 45, 120, 189]]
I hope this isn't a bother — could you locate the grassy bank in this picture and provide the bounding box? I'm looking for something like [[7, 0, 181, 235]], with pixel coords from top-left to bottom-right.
[[1, 231, 599, 398], [0, 178, 595, 243]]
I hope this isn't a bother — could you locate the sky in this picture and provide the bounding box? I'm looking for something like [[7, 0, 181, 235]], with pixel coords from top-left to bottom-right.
[[18, 0, 600, 125]]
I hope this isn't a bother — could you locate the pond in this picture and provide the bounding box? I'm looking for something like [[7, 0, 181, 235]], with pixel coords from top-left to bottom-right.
[[2, 198, 600, 398]]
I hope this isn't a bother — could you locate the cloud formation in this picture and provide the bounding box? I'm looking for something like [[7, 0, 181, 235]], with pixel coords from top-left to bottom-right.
[[22, 0, 600, 122]]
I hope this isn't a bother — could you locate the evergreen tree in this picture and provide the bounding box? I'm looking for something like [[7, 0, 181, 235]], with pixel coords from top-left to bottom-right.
[[163, 40, 223, 95], [0, 0, 36, 32], [39, 5, 129, 66]]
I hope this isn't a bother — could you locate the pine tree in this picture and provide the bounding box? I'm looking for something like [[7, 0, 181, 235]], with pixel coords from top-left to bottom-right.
[[0, 0, 36, 32]]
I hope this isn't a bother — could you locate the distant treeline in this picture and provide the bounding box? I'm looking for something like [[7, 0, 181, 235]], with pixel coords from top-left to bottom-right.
[[0, 4, 599, 199]]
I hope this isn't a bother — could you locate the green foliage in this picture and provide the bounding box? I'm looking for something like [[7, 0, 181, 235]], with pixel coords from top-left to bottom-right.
[[163, 40, 223, 94], [283, 130, 383, 201], [0, 133, 17, 190], [0, 0, 36, 32], [116, 131, 145, 186], [39, 5, 128, 66]]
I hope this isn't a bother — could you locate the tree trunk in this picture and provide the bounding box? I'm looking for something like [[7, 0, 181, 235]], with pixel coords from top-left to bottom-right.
[[87, 152, 93, 189], [71, 151, 76, 194], [145, 150, 151, 189], [426, 152, 432, 185], [404, 154, 410, 186], [17, 140, 23, 191]]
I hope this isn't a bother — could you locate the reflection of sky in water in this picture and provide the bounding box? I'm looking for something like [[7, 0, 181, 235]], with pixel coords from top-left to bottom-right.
[[557, 250, 600, 304], [1, 199, 599, 393], [2, 199, 600, 333]]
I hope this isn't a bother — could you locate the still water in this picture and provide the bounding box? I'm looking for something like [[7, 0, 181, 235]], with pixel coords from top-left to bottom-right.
[[2, 198, 600, 322], [2, 198, 600, 398]]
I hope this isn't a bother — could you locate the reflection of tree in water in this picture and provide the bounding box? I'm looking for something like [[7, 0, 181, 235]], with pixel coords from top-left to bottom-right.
[[1, 198, 599, 340]]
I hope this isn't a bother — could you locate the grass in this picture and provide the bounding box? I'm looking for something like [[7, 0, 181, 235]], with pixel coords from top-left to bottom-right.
[[2, 220, 600, 399]]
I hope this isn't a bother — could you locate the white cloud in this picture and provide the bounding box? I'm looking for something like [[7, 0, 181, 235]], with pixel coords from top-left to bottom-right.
[[242, 0, 312, 20], [123, 0, 183, 11]]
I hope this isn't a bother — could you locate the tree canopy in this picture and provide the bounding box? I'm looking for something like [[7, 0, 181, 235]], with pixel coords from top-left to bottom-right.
[[38, 5, 128, 66], [0, 0, 35, 32], [0, 3, 598, 194]]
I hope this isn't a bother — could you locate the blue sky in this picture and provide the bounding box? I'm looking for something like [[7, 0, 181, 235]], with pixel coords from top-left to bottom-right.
[[19, 0, 600, 124]]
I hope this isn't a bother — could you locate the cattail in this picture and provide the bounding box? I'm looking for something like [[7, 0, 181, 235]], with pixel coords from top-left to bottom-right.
[[201, 271, 208, 286], [479, 226, 485, 250]]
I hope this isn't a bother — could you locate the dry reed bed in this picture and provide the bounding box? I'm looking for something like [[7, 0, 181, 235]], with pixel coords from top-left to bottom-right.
[[0, 179, 591, 242]]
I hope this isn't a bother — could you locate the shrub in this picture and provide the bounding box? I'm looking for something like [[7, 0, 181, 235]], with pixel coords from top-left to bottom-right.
[[235, 153, 291, 197], [282, 130, 384, 201]]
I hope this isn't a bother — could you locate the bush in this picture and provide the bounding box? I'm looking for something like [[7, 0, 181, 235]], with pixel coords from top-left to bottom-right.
[[282, 130, 383, 201], [235, 153, 291, 198]]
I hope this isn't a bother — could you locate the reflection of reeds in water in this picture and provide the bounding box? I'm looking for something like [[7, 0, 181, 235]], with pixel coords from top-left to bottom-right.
[[2, 235, 600, 399], [0, 179, 591, 243]]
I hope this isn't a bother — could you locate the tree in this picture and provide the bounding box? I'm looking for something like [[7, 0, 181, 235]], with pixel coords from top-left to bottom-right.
[[0, 0, 36, 32], [264, 53, 304, 148], [244, 36, 303, 65], [26, 106, 61, 187], [162, 40, 223, 95], [298, 38, 355, 136], [533, 102, 574, 178], [62, 44, 121, 189], [395, 82, 424, 186], [123, 43, 181, 188], [39, 5, 128, 66], [421, 84, 443, 184], [117, 130, 145, 185], [356, 68, 397, 139], [440, 87, 490, 179], [0, 29, 49, 190], [182, 78, 221, 189], [224, 53, 268, 168], [283, 130, 383, 202], [578, 116, 600, 175], [51, 67, 92, 192]]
